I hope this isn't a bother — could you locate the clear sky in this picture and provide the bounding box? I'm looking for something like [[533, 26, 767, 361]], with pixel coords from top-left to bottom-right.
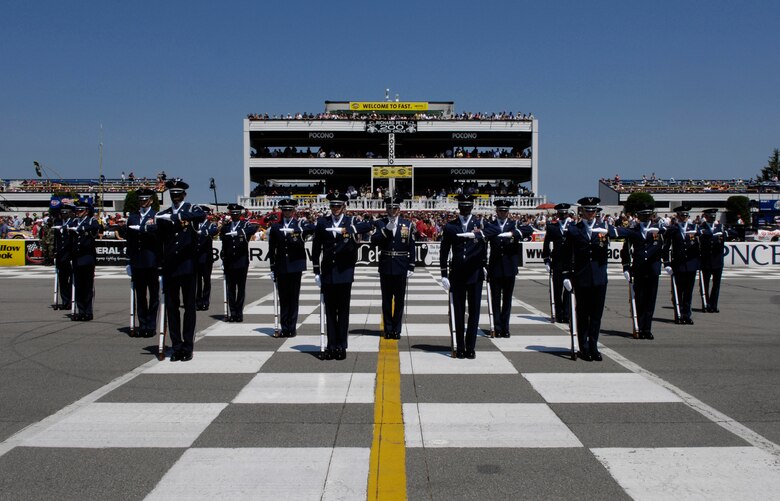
[[2, 0, 778, 205]]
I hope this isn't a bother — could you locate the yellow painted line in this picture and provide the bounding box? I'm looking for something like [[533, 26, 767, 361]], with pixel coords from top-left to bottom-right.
[[368, 303, 407, 500]]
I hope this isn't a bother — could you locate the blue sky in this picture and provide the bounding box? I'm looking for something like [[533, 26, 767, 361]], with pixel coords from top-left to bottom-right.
[[2, 0, 778, 205]]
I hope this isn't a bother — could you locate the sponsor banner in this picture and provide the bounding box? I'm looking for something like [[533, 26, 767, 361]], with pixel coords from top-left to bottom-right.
[[350, 102, 428, 111], [0, 239, 27, 266], [365, 120, 418, 134], [372, 165, 413, 179], [96, 240, 128, 266], [759, 200, 780, 211], [26, 240, 45, 265]]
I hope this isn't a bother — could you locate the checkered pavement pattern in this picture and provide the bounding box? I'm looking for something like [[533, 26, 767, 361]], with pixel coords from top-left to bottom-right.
[[4, 267, 780, 499]]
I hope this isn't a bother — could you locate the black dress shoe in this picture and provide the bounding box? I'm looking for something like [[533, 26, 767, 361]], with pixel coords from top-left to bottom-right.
[[578, 351, 592, 362], [235, 316, 243, 323], [170, 352, 182, 362], [393, 332, 401, 340], [202, 304, 209, 311], [466, 350, 476, 359], [503, 332, 511, 338], [645, 331, 654, 340], [710, 307, 719, 313], [684, 318, 694, 325], [384, 332, 392, 340], [145, 330, 156, 338], [591, 351, 603, 362], [83, 314, 93, 321], [180, 353, 193, 362], [456, 350, 465, 359], [321, 349, 332, 360], [225, 316, 234, 323], [334, 348, 346, 360]]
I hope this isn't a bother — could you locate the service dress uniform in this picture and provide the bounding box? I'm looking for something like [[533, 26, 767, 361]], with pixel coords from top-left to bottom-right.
[[52, 204, 74, 310], [621, 204, 667, 339], [486, 200, 534, 337], [662, 206, 700, 324], [68, 197, 99, 321], [220, 204, 258, 322], [156, 179, 204, 361], [562, 197, 628, 361], [268, 199, 315, 337], [370, 197, 416, 339], [121, 189, 161, 337], [311, 193, 373, 360], [440, 194, 498, 359], [542, 204, 573, 322], [195, 207, 218, 311], [698, 209, 731, 313]]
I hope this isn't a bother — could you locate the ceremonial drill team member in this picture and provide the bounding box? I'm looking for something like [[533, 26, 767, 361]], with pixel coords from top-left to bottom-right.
[[220, 204, 258, 322], [195, 206, 218, 311], [562, 197, 628, 361], [486, 200, 533, 337], [370, 196, 416, 339], [542, 203, 573, 323], [68, 196, 99, 321], [121, 188, 160, 337], [663, 205, 700, 324], [52, 199, 74, 310], [311, 192, 372, 360], [440, 194, 495, 359], [156, 178, 204, 361], [268, 199, 315, 337], [621, 202, 666, 339], [698, 208, 731, 313]]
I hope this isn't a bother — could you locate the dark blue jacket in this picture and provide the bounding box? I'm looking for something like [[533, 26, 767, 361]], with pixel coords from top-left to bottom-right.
[[122, 208, 160, 270], [370, 216, 416, 276], [54, 217, 74, 263], [195, 220, 218, 265], [268, 218, 315, 274], [156, 202, 204, 276], [69, 216, 99, 268], [663, 222, 700, 273], [621, 223, 666, 277], [698, 223, 730, 270], [311, 215, 372, 284], [440, 216, 497, 284], [562, 220, 627, 287], [220, 219, 259, 269], [486, 219, 533, 278], [542, 218, 572, 270]]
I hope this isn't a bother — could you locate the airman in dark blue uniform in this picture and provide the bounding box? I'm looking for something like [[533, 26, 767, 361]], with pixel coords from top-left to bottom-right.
[[486, 200, 534, 337], [440, 194, 497, 359], [52, 201, 74, 310], [542, 203, 573, 323], [371, 196, 416, 339], [268, 199, 315, 337], [120, 188, 160, 337], [220, 203, 258, 323], [562, 197, 629, 361], [662, 206, 700, 325], [621, 202, 667, 339], [311, 192, 373, 360], [156, 178, 205, 361], [68, 196, 99, 321], [195, 206, 218, 311], [698, 209, 732, 313]]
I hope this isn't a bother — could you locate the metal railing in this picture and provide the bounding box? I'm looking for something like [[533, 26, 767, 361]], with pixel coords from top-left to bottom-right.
[[237, 195, 546, 213]]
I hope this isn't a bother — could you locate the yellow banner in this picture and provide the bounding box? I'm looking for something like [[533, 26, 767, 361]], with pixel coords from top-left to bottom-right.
[[373, 166, 413, 179], [351, 102, 428, 112], [0, 240, 27, 266]]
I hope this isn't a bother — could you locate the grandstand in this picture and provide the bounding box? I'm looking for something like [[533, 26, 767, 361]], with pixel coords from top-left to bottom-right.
[[241, 100, 543, 212]]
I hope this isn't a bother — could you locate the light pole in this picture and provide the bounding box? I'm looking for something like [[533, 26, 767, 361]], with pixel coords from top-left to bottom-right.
[[209, 178, 219, 212]]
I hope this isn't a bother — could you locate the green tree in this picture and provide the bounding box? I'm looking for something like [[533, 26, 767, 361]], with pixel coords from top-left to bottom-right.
[[758, 148, 780, 181], [123, 190, 160, 215], [725, 195, 750, 225], [623, 192, 655, 216]]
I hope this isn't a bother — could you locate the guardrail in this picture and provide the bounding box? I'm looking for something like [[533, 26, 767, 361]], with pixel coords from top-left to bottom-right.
[[237, 195, 547, 212]]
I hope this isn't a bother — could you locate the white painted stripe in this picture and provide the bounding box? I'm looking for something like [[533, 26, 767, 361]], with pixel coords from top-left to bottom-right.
[[524, 373, 683, 403], [490, 335, 576, 352], [400, 351, 518, 375], [233, 373, 376, 404], [278, 335, 379, 353], [142, 351, 274, 374]]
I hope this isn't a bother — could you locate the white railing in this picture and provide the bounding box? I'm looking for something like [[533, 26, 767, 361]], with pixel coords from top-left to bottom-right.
[[237, 195, 546, 213]]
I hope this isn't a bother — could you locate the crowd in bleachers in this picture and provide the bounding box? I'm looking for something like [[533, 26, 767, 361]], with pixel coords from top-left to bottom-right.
[[251, 146, 532, 159], [602, 173, 780, 194], [247, 111, 535, 121], [249, 181, 535, 199], [0, 174, 167, 194]]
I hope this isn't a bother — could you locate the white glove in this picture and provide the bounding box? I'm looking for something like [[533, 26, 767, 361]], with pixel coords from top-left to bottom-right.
[[563, 279, 573, 292], [226, 231, 238, 237], [623, 271, 631, 282], [155, 214, 171, 221], [269, 272, 275, 282], [280, 228, 294, 234], [545, 262, 551, 274], [129, 225, 141, 231], [456, 232, 476, 239], [68, 227, 78, 232], [664, 266, 674, 276], [314, 274, 321, 287], [498, 231, 514, 238], [126, 265, 132, 277], [407, 270, 414, 278], [52, 225, 62, 230], [441, 277, 450, 291]]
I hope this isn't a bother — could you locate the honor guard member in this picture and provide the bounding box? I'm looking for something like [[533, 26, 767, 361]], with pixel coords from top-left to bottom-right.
[[370, 196, 416, 339], [440, 194, 496, 358], [156, 178, 204, 361], [542, 203, 573, 322], [698, 209, 731, 313], [311, 192, 373, 360], [662, 206, 700, 324], [562, 197, 628, 361], [52, 200, 75, 310], [68, 196, 99, 321], [486, 200, 534, 337], [268, 199, 315, 337], [195, 206, 218, 310], [220, 204, 258, 322], [621, 202, 667, 339], [120, 188, 160, 337]]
